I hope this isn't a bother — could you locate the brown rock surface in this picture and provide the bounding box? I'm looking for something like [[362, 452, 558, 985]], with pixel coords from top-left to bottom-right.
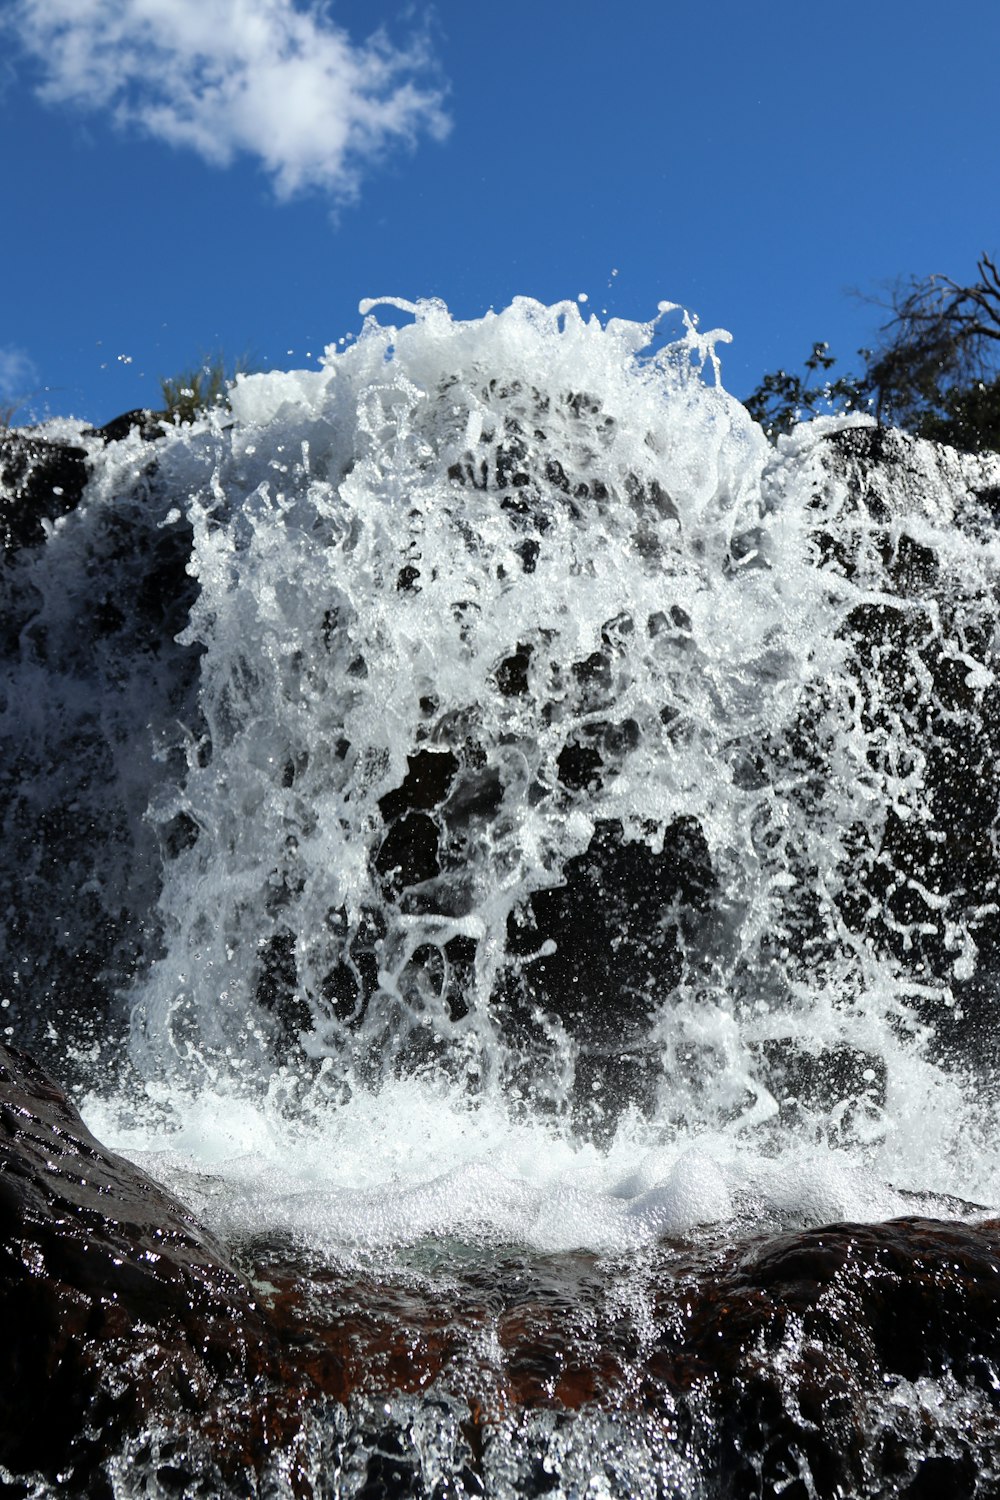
[[248, 1215, 1000, 1497], [0, 1042, 276, 1492], [4, 1037, 1000, 1497]]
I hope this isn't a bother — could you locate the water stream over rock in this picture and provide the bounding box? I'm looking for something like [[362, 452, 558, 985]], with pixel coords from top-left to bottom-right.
[[4, 298, 1000, 1495]]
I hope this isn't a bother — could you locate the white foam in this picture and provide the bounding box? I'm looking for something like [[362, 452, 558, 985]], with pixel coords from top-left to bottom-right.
[[84, 1069, 967, 1262], [47, 294, 1000, 1244]]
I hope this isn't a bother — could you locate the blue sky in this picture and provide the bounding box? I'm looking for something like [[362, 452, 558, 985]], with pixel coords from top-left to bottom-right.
[[2, 0, 998, 427]]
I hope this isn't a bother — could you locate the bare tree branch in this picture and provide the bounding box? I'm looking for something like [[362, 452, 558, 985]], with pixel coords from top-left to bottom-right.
[[863, 252, 1000, 425], [749, 252, 1000, 451]]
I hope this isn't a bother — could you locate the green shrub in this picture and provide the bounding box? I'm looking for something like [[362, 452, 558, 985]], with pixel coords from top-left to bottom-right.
[[159, 353, 256, 424]]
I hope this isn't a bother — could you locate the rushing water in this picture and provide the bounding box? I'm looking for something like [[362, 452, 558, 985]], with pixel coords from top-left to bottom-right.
[[5, 297, 1000, 1493]]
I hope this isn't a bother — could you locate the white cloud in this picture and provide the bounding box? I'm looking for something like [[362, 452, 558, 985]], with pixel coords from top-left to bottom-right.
[[0, 346, 38, 400], [8, 0, 450, 200]]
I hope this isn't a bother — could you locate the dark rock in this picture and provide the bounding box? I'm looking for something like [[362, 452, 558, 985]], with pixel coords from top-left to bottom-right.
[[93, 408, 167, 445], [248, 1212, 1000, 1499], [0, 431, 88, 549], [0, 406, 166, 557], [503, 816, 714, 1115], [686, 1215, 1000, 1498], [732, 426, 1000, 1107], [379, 751, 459, 824], [5, 1037, 1000, 1497], [0, 1042, 274, 1492], [376, 810, 443, 890], [495, 643, 533, 696], [748, 1038, 888, 1136], [0, 435, 201, 1079]]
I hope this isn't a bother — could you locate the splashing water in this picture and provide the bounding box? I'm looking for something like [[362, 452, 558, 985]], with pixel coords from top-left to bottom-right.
[[7, 296, 1000, 1261]]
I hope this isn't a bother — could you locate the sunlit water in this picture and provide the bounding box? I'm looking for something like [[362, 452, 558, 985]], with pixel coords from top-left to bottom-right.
[[5, 296, 1000, 1490]]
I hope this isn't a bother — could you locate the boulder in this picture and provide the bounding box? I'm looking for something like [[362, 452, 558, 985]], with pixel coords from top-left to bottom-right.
[[0, 407, 165, 553], [249, 1210, 1000, 1499], [4, 1037, 1000, 1497], [0, 1042, 275, 1492], [92, 408, 167, 445]]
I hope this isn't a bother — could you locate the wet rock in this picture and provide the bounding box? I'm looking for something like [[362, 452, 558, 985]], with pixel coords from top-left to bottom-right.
[[248, 1213, 1000, 1499], [93, 408, 168, 445], [0, 1042, 274, 1492], [503, 816, 714, 1113], [806, 427, 1000, 1071], [748, 1038, 888, 1140], [0, 407, 167, 554], [0, 431, 88, 549], [0, 415, 202, 1081], [683, 1215, 1000, 1498], [4, 1040, 1000, 1498]]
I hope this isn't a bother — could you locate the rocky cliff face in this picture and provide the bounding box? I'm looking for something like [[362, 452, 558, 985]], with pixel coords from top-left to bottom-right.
[[3, 412, 999, 1111], [0, 416, 199, 1084]]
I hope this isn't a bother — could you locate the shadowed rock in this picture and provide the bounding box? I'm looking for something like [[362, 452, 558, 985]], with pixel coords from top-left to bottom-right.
[[0, 410, 166, 558], [0, 1042, 275, 1492], [4, 1038, 1000, 1497], [92, 408, 168, 445], [0, 432, 88, 550], [249, 1212, 1000, 1499]]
